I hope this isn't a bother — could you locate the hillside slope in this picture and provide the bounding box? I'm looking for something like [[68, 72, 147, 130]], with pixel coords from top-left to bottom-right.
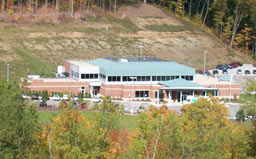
[[0, 4, 254, 79]]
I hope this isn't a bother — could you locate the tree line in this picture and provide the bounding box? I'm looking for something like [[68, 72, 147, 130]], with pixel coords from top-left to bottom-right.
[[0, 79, 256, 158]]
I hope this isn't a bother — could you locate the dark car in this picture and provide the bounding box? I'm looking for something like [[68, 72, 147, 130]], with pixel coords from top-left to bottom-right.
[[213, 70, 218, 75], [32, 94, 39, 100], [222, 69, 228, 74], [225, 64, 232, 69], [253, 70, 256, 74], [199, 71, 210, 76], [216, 65, 226, 70], [245, 70, 251, 74], [39, 101, 47, 107], [80, 103, 87, 109]]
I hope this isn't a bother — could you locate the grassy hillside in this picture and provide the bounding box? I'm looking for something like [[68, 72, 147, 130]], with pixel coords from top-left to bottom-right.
[[0, 4, 254, 79]]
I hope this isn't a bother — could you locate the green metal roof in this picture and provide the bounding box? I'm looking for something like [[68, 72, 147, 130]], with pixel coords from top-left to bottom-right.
[[88, 58, 195, 76], [160, 79, 203, 88]]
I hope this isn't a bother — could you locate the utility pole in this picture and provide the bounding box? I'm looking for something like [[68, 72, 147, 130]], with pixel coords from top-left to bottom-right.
[[203, 50, 208, 75], [7, 64, 9, 82], [139, 45, 144, 57]]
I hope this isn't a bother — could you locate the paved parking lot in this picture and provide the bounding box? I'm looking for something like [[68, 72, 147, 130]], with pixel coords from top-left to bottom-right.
[[209, 64, 256, 76], [31, 98, 241, 119]]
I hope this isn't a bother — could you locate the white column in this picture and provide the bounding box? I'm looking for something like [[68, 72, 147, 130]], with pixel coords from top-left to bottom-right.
[[192, 90, 195, 97], [180, 90, 182, 103], [168, 90, 171, 99]]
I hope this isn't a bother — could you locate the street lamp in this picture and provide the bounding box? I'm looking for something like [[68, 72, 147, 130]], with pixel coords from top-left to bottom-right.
[[203, 50, 208, 76], [129, 76, 137, 99], [139, 45, 144, 57]]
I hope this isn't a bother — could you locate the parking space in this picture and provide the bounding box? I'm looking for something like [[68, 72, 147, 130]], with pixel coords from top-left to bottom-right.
[[208, 64, 256, 76]]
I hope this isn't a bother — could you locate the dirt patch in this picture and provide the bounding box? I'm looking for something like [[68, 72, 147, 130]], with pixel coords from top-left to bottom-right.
[[27, 32, 89, 38], [119, 30, 192, 38], [117, 4, 183, 27]]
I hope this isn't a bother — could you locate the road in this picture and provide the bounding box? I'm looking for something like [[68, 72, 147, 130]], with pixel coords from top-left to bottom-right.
[[32, 99, 241, 119]]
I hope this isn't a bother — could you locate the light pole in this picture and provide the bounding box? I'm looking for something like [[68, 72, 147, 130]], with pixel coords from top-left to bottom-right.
[[7, 64, 9, 82], [139, 45, 144, 57], [129, 77, 137, 99], [203, 50, 208, 75]]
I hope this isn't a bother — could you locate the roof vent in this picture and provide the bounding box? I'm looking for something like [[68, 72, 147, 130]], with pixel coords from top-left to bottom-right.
[[120, 59, 128, 62]]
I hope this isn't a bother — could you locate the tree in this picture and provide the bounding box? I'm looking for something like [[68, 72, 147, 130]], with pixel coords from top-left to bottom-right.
[[41, 90, 48, 103], [0, 80, 39, 158]]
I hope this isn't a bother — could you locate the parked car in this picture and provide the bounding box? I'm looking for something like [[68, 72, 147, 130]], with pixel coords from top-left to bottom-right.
[[216, 65, 226, 70], [80, 103, 88, 109], [39, 101, 47, 107], [199, 71, 210, 76], [237, 69, 242, 74], [225, 64, 232, 69], [253, 70, 256, 74], [31, 94, 39, 100], [222, 69, 228, 74], [22, 94, 29, 99], [63, 94, 69, 101], [245, 70, 251, 74], [137, 106, 145, 113], [73, 96, 78, 101], [231, 63, 241, 68], [52, 94, 60, 101], [73, 102, 77, 107], [92, 96, 100, 103], [212, 70, 218, 75]]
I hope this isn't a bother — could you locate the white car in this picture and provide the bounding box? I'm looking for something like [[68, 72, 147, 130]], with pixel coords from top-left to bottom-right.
[[22, 94, 29, 99], [63, 94, 69, 101], [52, 94, 60, 101], [73, 96, 78, 101], [92, 97, 100, 103]]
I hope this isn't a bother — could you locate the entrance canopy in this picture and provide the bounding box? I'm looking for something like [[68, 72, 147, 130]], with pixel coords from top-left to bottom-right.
[[160, 79, 204, 90]]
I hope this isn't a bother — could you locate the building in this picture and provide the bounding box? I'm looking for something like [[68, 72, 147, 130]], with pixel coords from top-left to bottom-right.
[[27, 57, 241, 103]]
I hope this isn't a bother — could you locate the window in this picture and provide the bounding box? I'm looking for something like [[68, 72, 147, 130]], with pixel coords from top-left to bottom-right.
[[123, 76, 127, 81], [157, 76, 161, 81], [94, 74, 98, 79], [135, 91, 149, 98], [108, 77, 112, 82], [146, 76, 150, 81], [113, 76, 117, 81], [89, 74, 93, 79], [166, 76, 170, 81], [81, 74, 86, 79], [152, 76, 157, 81], [142, 76, 146, 81], [86, 74, 90, 79], [117, 76, 121, 81], [162, 76, 166, 81], [137, 76, 142, 81]]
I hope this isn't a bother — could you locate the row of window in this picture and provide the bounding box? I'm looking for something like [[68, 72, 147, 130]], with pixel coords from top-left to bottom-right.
[[135, 91, 149, 98], [78, 73, 193, 82], [108, 76, 193, 82], [81, 74, 98, 79]]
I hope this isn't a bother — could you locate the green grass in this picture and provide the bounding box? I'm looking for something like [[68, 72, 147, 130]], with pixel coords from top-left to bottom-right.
[[38, 111, 139, 132], [145, 24, 185, 32], [14, 48, 54, 75]]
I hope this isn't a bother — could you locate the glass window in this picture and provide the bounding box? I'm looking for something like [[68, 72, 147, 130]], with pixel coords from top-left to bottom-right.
[[86, 74, 90, 79], [162, 76, 166, 81], [166, 76, 170, 81], [90, 74, 93, 79], [128, 76, 132, 81], [146, 76, 150, 81], [136, 91, 140, 97], [157, 76, 161, 81], [181, 76, 185, 79], [142, 76, 146, 81], [81, 74, 85, 79], [145, 91, 149, 97], [152, 76, 157, 81], [117, 76, 121, 81], [123, 76, 127, 81], [137, 76, 141, 81], [94, 74, 98, 79], [108, 76, 112, 82], [113, 76, 117, 81]]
